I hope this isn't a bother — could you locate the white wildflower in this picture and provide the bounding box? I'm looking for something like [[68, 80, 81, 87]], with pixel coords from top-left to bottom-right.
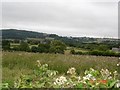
[[87, 74, 92, 77], [67, 67, 76, 75], [53, 82, 57, 85], [100, 68, 111, 79], [114, 71, 117, 73], [116, 83, 120, 88], [83, 74, 92, 80], [83, 76, 89, 80], [91, 77, 96, 81], [116, 80, 120, 88], [90, 68, 95, 71], [78, 76, 81, 81], [36, 60, 41, 67], [108, 76, 112, 79], [83, 74, 96, 81], [117, 64, 119, 66], [113, 71, 118, 77], [54, 76, 67, 85], [96, 82, 100, 86], [44, 64, 48, 67]]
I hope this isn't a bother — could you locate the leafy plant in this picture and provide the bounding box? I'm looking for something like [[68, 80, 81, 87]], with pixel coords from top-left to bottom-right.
[[3, 60, 120, 88]]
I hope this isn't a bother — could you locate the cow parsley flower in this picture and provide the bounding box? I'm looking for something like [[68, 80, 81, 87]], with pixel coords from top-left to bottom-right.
[[100, 69, 111, 79], [117, 64, 119, 66], [36, 60, 41, 67], [83, 74, 96, 81], [67, 67, 76, 75], [54, 76, 67, 86], [116, 80, 120, 88]]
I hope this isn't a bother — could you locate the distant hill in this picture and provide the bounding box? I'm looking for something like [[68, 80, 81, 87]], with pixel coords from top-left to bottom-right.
[[1, 29, 51, 39], [1, 29, 119, 47], [0, 29, 95, 46]]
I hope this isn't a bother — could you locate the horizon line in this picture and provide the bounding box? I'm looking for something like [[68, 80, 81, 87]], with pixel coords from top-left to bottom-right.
[[0, 28, 119, 39]]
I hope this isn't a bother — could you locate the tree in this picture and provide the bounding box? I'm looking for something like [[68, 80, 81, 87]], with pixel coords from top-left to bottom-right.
[[13, 39, 20, 43], [19, 41, 30, 51], [38, 44, 50, 53], [12, 46, 20, 51], [97, 45, 109, 51], [31, 46, 38, 53], [70, 49, 75, 54], [49, 40, 66, 54], [2, 40, 10, 50]]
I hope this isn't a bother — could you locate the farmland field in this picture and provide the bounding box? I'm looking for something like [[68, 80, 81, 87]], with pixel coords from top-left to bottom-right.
[[2, 51, 119, 87]]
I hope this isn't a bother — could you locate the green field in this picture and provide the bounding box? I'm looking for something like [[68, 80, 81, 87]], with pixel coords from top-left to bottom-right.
[[10, 43, 38, 49], [2, 51, 119, 87]]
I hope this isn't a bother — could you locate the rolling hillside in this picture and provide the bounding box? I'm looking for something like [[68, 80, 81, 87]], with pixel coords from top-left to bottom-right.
[[1, 29, 120, 48]]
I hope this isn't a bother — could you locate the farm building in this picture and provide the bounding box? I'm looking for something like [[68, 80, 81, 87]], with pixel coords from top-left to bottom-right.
[[112, 47, 120, 52]]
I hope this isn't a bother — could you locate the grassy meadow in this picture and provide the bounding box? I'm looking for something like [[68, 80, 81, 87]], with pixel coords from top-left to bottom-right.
[[2, 51, 119, 87]]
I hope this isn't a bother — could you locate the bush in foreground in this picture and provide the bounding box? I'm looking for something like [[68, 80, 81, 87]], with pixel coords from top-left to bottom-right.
[[2, 60, 120, 88]]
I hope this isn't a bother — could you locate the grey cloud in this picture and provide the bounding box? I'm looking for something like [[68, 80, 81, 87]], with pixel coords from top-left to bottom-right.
[[2, 1, 118, 38]]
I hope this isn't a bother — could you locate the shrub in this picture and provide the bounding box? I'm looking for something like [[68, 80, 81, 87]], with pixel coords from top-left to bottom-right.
[[19, 41, 30, 51], [88, 50, 120, 57], [31, 46, 38, 53], [75, 51, 83, 55], [70, 49, 75, 54], [11, 46, 20, 51], [38, 44, 50, 53], [2, 40, 10, 50], [49, 40, 66, 54]]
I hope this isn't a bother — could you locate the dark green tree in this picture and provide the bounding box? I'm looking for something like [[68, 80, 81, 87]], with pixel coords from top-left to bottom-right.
[[19, 41, 30, 51], [49, 40, 66, 54], [70, 49, 75, 54], [38, 44, 50, 53], [2, 40, 10, 50], [97, 45, 109, 51], [31, 46, 38, 53]]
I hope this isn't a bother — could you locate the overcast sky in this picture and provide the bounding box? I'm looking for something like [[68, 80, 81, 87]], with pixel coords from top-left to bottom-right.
[[1, 0, 119, 38]]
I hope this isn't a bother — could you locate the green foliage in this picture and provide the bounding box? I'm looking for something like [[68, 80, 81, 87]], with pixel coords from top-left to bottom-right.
[[70, 49, 120, 57], [12, 46, 20, 51], [28, 40, 40, 45], [70, 49, 83, 55], [19, 41, 30, 51], [4, 62, 119, 88], [2, 40, 10, 50], [84, 68, 99, 77], [70, 49, 75, 54], [89, 50, 120, 57], [13, 39, 20, 43], [2, 29, 45, 39], [2, 51, 119, 88], [31, 46, 38, 53], [2, 83, 9, 88], [3, 39, 66, 54], [38, 44, 50, 53], [97, 45, 109, 51], [2, 29, 120, 52], [75, 51, 83, 55], [49, 40, 66, 54], [14, 62, 58, 88]]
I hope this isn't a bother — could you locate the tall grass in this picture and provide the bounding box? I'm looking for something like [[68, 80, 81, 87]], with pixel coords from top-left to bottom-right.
[[2, 51, 118, 86]]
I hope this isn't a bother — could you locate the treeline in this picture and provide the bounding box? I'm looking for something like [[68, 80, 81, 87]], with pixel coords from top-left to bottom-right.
[[70, 49, 120, 57], [2, 40, 120, 57], [2, 29, 120, 52], [2, 40, 66, 54]]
